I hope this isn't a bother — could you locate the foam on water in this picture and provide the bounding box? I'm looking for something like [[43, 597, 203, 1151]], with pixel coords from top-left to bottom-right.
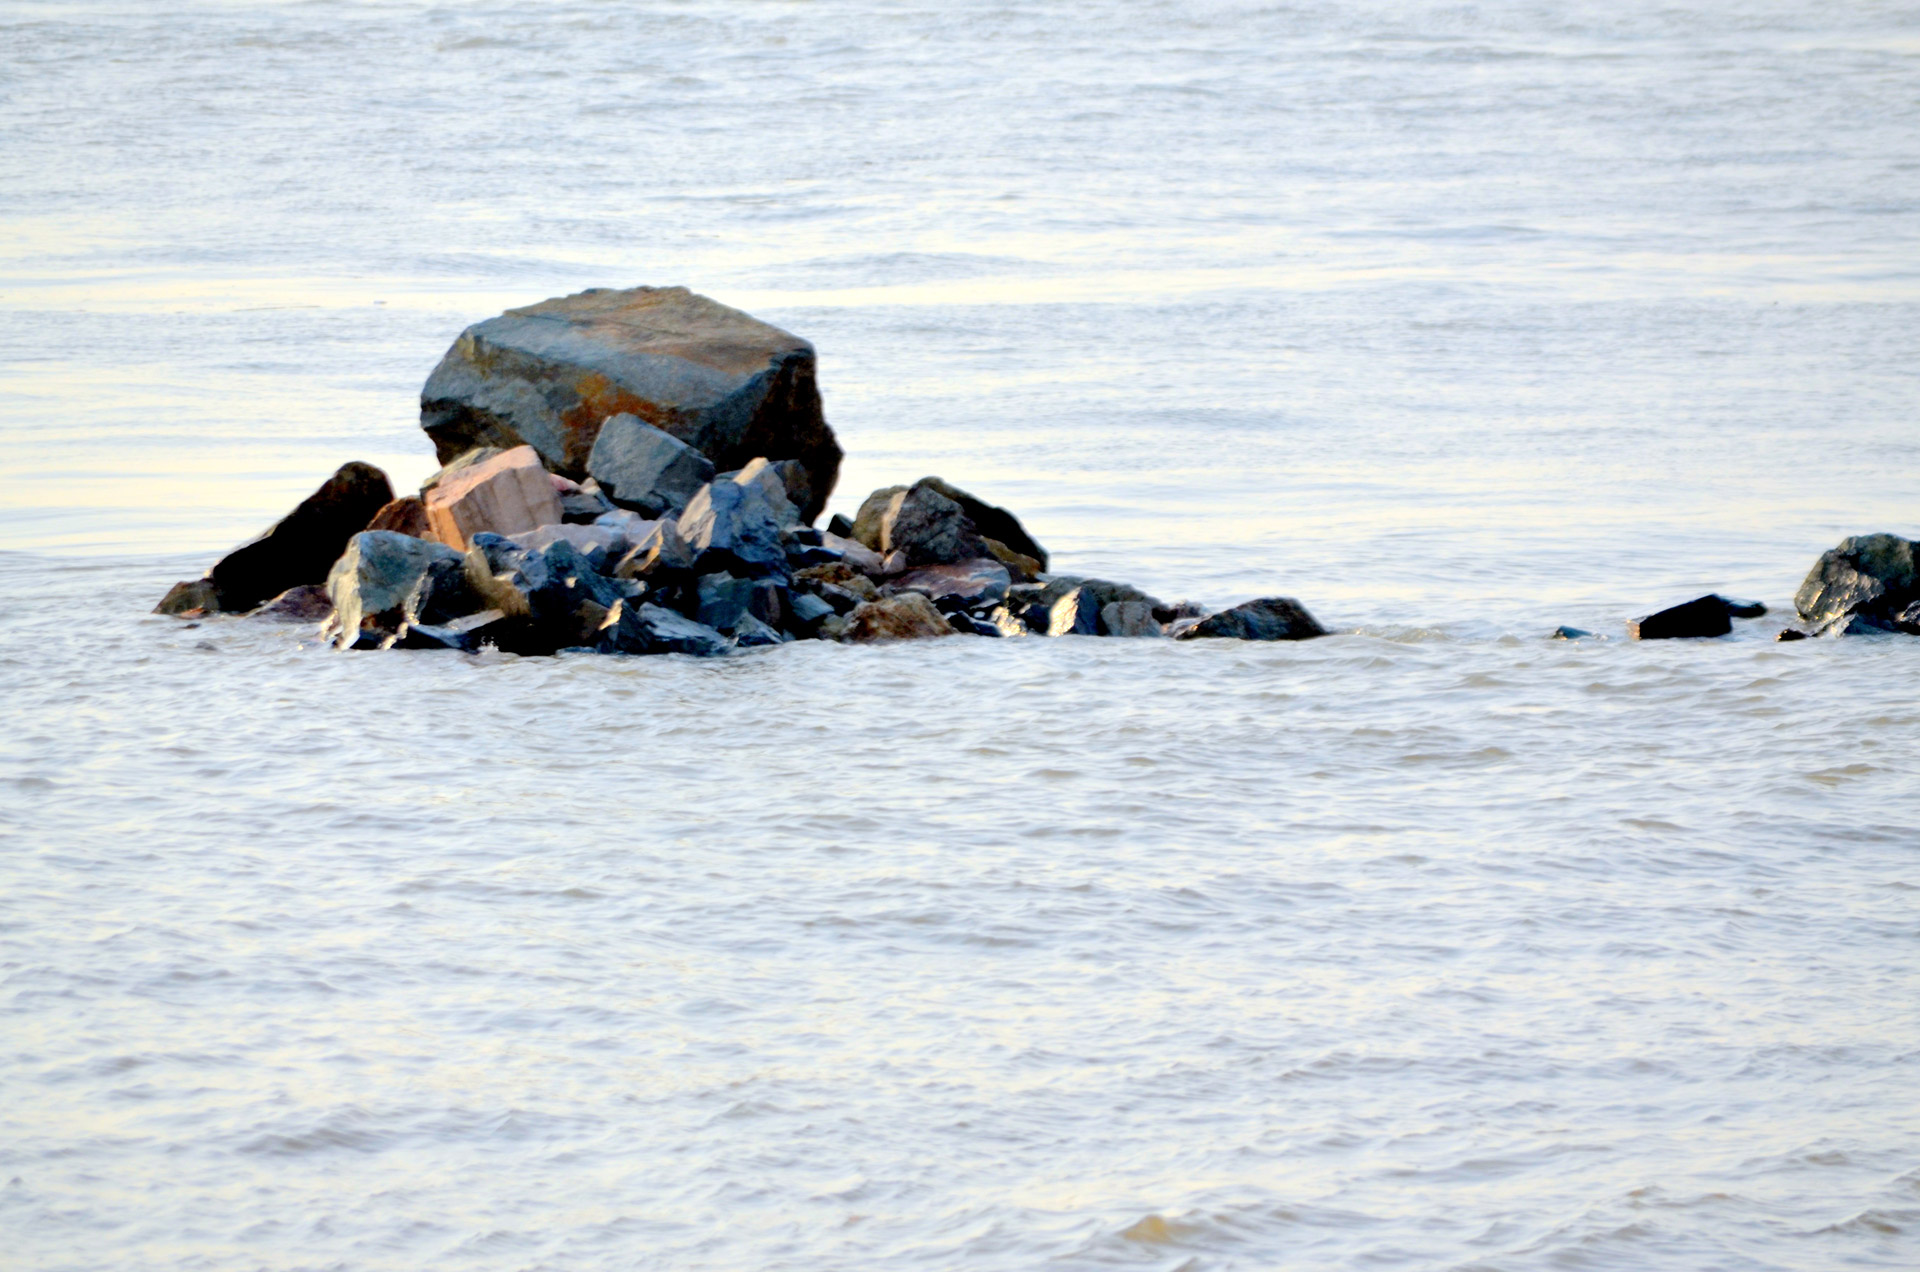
[[2, 2, 1918, 1268]]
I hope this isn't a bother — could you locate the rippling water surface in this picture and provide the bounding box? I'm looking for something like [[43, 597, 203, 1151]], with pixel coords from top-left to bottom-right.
[[3, 2, 1919, 1268]]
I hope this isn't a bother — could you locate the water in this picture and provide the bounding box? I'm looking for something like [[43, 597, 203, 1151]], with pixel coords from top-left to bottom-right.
[[3, 2, 1919, 1268]]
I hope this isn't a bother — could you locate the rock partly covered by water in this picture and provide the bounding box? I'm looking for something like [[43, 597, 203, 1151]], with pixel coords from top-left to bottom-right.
[[419, 286, 841, 522], [1788, 533, 1920, 637], [1626, 593, 1765, 640]]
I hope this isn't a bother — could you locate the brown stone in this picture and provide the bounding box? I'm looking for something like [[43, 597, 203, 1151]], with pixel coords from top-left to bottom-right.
[[838, 593, 955, 643], [419, 286, 842, 522], [884, 559, 1011, 608], [154, 578, 220, 617], [423, 445, 565, 552], [366, 495, 431, 539], [252, 585, 334, 622], [982, 537, 1041, 582]]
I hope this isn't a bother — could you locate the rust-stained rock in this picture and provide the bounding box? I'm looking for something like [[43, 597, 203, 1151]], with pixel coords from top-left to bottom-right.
[[419, 286, 841, 521], [154, 578, 220, 617], [424, 445, 564, 552], [885, 559, 1011, 608], [366, 495, 431, 539], [838, 592, 955, 643]]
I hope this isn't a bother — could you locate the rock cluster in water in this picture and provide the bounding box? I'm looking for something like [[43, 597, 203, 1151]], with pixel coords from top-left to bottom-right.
[[153, 286, 1919, 653], [154, 287, 1323, 655]]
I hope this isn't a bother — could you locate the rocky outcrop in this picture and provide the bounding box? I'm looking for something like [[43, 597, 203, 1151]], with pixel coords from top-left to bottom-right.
[[1792, 534, 1920, 635], [424, 445, 564, 552], [912, 477, 1048, 570], [155, 462, 395, 615], [419, 286, 840, 521], [1174, 597, 1326, 642]]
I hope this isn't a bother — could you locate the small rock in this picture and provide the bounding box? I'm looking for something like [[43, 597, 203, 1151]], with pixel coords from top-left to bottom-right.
[[982, 537, 1042, 583], [325, 530, 466, 648], [507, 522, 624, 572], [560, 487, 616, 524], [596, 599, 731, 657], [827, 513, 855, 538], [1552, 625, 1593, 640], [252, 584, 333, 622], [987, 605, 1034, 638], [839, 592, 955, 642], [732, 613, 790, 647], [387, 608, 511, 652], [695, 572, 758, 631], [786, 591, 837, 635], [1776, 627, 1810, 642], [154, 578, 220, 617], [613, 518, 696, 580], [818, 532, 887, 576], [885, 559, 1012, 608], [587, 413, 718, 516], [1101, 600, 1164, 637], [1047, 587, 1102, 636], [366, 494, 431, 539], [1175, 597, 1326, 642], [424, 444, 565, 552], [1627, 595, 1733, 640]]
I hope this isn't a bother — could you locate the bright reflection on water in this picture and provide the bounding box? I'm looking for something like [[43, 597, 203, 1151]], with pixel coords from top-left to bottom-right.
[[2, 1, 1918, 1269]]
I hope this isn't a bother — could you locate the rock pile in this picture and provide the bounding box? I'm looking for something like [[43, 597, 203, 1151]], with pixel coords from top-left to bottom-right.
[[154, 287, 1328, 656]]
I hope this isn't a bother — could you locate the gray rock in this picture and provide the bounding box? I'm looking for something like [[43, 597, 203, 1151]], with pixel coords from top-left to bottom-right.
[[786, 591, 836, 635], [612, 518, 696, 580], [676, 477, 789, 576], [560, 486, 615, 524], [718, 457, 806, 528], [1028, 576, 1165, 613], [1175, 597, 1327, 641], [911, 476, 1049, 571], [587, 412, 718, 516], [596, 599, 732, 657], [1047, 587, 1103, 636], [462, 533, 626, 652], [1793, 534, 1920, 634], [507, 521, 625, 572], [695, 572, 758, 632], [168, 462, 395, 615], [1626, 594, 1735, 640], [386, 608, 511, 652], [325, 530, 465, 648], [870, 484, 989, 566], [1552, 625, 1594, 640], [403, 555, 483, 627], [732, 613, 790, 647], [1101, 600, 1164, 637], [419, 285, 841, 521]]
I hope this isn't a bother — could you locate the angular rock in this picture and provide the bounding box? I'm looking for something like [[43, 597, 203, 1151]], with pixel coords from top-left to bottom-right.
[[596, 599, 731, 657], [863, 483, 988, 567], [676, 477, 788, 576], [403, 555, 483, 627], [1047, 587, 1103, 636], [1793, 534, 1920, 635], [366, 495, 431, 539], [785, 591, 836, 635], [885, 559, 1011, 609], [695, 572, 758, 632], [819, 531, 888, 576], [987, 605, 1035, 637], [719, 457, 805, 528], [251, 584, 333, 622], [793, 562, 879, 598], [507, 522, 624, 572], [1175, 597, 1326, 642], [912, 476, 1048, 570], [154, 578, 221, 617], [826, 513, 855, 539], [560, 485, 615, 524], [1028, 576, 1164, 612], [587, 412, 718, 516], [386, 608, 511, 652], [1101, 600, 1164, 637], [612, 517, 695, 580], [982, 537, 1042, 583], [420, 446, 506, 494], [420, 285, 841, 521], [838, 593, 954, 642], [424, 445, 564, 552], [183, 462, 395, 614], [1627, 595, 1734, 640], [850, 485, 906, 549], [1776, 627, 1810, 642], [325, 531, 466, 649], [463, 533, 627, 651], [732, 613, 789, 647]]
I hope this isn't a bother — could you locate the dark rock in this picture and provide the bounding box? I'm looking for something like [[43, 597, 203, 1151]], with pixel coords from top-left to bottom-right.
[[1551, 625, 1593, 640], [507, 522, 625, 573], [849, 482, 990, 567], [695, 572, 758, 632], [1101, 600, 1163, 637], [366, 495, 431, 539], [987, 605, 1034, 637], [785, 591, 836, 635], [325, 530, 465, 648], [403, 555, 483, 627], [827, 513, 855, 539], [462, 533, 626, 651], [252, 584, 333, 622], [1898, 601, 1920, 635], [419, 285, 841, 521], [560, 487, 615, 524], [613, 518, 696, 580], [386, 609, 511, 652], [1720, 597, 1767, 619], [912, 476, 1048, 571], [1175, 597, 1327, 642], [1627, 595, 1733, 640], [154, 578, 221, 617], [885, 559, 1012, 609], [676, 476, 789, 576], [587, 412, 718, 516], [1776, 627, 1810, 642], [719, 457, 807, 528], [732, 614, 789, 647], [1030, 576, 1164, 613], [1793, 534, 1920, 635], [1047, 587, 1103, 636], [595, 599, 732, 657], [190, 462, 395, 614]]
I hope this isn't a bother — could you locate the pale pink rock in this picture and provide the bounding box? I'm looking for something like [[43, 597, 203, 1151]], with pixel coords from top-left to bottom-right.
[[424, 444, 564, 551]]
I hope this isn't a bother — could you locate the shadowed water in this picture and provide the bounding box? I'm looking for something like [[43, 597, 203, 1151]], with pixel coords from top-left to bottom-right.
[[2, 2, 1918, 1268]]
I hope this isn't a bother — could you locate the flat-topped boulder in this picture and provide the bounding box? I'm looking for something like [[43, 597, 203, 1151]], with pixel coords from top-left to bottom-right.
[[419, 286, 841, 522]]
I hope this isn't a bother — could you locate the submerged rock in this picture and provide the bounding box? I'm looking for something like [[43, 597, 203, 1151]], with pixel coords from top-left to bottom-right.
[[1625, 594, 1763, 640], [157, 462, 395, 615], [424, 445, 564, 552], [1551, 625, 1594, 641], [419, 285, 841, 521], [1175, 597, 1326, 642], [1793, 534, 1920, 635]]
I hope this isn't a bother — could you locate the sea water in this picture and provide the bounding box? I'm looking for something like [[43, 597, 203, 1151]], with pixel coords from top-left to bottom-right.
[[2, 2, 1918, 1268]]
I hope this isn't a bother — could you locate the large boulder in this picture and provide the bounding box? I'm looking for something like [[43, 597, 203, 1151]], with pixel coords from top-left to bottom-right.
[[419, 286, 841, 522], [1175, 597, 1326, 642], [424, 445, 564, 552], [1793, 534, 1920, 634], [155, 462, 395, 615], [586, 413, 716, 516], [324, 531, 466, 648]]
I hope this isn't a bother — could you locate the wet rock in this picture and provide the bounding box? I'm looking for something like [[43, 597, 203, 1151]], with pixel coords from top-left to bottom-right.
[[1101, 600, 1164, 637], [1047, 587, 1103, 636], [424, 444, 564, 552], [419, 285, 841, 520], [852, 483, 989, 566], [613, 518, 696, 580], [1721, 597, 1767, 619], [1552, 625, 1594, 640], [911, 476, 1048, 571], [839, 592, 954, 642], [251, 584, 333, 622], [154, 578, 221, 617], [403, 554, 484, 627], [676, 476, 789, 576], [463, 533, 627, 651], [586, 412, 718, 516], [1175, 597, 1326, 641], [1626, 595, 1733, 640], [1793, 534, 1920, 634], [732, 613, 789, 647], [785, 591, 836, 635], [366, 494, 431, 539], [325, 530, 466, 649], [1027, 576, 1165, 613], [386, 608, 511, 652], [885, 559, 1011, 609], [1776, 627, 1810, 642], [987, 605, 1035, 637], [595, 599, 731, 657], [175, 462, 396, 615]]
